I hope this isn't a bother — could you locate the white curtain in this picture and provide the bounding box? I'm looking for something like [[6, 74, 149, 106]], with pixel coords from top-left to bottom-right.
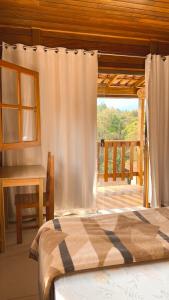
[[145, 54, 169, 207], [2, 43, 98, 217]]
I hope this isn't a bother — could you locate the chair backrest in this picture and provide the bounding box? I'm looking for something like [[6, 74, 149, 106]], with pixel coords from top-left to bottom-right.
[[46, 152, 54, 218]]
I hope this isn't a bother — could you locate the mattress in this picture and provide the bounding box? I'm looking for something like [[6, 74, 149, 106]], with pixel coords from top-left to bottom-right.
[[54, 260, 169, 300]]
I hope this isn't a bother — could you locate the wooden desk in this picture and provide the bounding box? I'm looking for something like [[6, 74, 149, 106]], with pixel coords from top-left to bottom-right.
[[0, 165, 46, 252]]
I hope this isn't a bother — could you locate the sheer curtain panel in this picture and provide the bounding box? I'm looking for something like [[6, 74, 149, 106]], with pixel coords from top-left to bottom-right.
[[145, 54, 169, 207], [2, 44, 98, 215]]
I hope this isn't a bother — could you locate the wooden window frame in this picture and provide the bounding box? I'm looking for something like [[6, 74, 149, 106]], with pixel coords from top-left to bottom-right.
[[0, 59, 41, 150]]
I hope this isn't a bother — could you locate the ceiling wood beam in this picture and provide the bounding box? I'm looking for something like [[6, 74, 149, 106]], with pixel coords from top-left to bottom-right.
[[1, 25, 169, 55], [0, 23, 169, 73]]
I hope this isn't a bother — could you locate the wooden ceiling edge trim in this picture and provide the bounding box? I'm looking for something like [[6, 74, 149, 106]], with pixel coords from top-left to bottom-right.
[[98, 67, 145, 74], [1, 24, 169, 45], [38, 27, 148, 43]]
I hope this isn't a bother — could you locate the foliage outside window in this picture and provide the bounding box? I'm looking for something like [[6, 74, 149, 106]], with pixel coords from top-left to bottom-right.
[[97, 103, 138, 141], [97, 99, 139, 174]]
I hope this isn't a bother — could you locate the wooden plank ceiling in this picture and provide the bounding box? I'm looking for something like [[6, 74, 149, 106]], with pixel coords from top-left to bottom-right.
[[98, 74, 145, 97], [1, 0, 169, 41], [0, 0, 169, 71]]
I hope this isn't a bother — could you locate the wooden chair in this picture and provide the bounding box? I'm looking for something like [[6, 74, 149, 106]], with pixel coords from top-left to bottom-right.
[[15, 152, 54, 244]]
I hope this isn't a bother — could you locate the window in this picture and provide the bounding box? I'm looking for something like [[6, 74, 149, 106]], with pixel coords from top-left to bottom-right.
[[0, 59, 41, 150]]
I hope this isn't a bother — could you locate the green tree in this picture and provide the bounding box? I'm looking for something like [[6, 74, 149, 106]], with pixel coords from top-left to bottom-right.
[[97, 104, 138, 141], [97, 102, 138, 174]]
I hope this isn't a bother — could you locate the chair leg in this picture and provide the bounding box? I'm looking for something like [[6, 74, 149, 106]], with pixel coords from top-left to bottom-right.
[[16, 204, 22, 244], [46, 206, 50, 221], [4, 191, 9, 229], [46, 205, 54, 221], [36, 207, 39, 226]]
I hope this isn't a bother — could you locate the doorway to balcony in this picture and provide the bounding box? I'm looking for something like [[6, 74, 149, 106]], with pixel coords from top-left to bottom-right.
[[96, 73, 145, 212]]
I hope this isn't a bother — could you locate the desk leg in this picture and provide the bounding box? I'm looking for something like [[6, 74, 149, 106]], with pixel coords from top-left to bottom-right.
[[0, 181, 5, 252], [38, 178, 44, 227]]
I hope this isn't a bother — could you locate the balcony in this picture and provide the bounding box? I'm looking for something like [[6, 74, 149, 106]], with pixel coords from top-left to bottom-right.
[[96, 139, 144, 210], [97, 139, 143, 184]]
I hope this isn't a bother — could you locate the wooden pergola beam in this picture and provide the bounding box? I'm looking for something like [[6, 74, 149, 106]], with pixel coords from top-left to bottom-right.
[[98, 86, 138, 97], [135, 77, 145, 88]]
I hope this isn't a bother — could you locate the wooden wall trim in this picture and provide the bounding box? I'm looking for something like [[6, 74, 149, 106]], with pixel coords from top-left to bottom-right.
[[32, 28, 41, 45]]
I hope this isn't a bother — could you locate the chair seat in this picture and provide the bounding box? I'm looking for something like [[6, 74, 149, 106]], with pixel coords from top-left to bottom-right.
[[15, 192, 47, 208]]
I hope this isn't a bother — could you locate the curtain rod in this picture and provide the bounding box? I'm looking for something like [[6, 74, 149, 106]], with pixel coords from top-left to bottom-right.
[[0, 43, 147, 59], [0, 43, 166, 59], [98, 52, 146, 59]]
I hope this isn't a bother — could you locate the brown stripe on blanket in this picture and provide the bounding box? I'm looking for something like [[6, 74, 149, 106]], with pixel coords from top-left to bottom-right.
[[104, 230, 133, 264], [53, 219, 75, 273], [81, 218, 118, 267], [111, 213, 159, 262], [156, 207, 169, 221], [133, 210, 169, 243], [53, 218, 62, 231]]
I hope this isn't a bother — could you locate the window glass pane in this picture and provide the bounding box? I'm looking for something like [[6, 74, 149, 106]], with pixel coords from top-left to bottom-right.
[[2, 108, 19, 143], [21, 74, 35, 107], [22, 109, 36, 141], [1, 68, 18, 105]]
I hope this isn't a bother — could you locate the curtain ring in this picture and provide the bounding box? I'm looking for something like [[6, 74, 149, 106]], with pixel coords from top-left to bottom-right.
[[23, 46, 27, 51], [161, 55, 166, 61], [74, 49, 78, 55]]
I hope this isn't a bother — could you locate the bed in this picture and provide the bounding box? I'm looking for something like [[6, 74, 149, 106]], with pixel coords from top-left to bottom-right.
[[30, 207, 169, 300]]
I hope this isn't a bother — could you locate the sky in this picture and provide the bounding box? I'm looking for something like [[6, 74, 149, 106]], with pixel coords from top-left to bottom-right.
[[97, 97, 138, 111]]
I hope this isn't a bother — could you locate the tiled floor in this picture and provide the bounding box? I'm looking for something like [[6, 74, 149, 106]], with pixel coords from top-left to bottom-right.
[[0, 183, 143, 300]]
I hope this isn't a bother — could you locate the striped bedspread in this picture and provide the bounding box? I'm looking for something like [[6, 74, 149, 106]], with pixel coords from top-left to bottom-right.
[[30, 207, 169, 300]]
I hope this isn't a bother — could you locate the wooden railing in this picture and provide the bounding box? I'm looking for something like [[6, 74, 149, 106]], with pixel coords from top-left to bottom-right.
[[97, 140, 143, 184]]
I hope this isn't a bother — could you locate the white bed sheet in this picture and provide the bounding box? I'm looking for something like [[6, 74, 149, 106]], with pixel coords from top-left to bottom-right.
[[54, 260, 169, 300]]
